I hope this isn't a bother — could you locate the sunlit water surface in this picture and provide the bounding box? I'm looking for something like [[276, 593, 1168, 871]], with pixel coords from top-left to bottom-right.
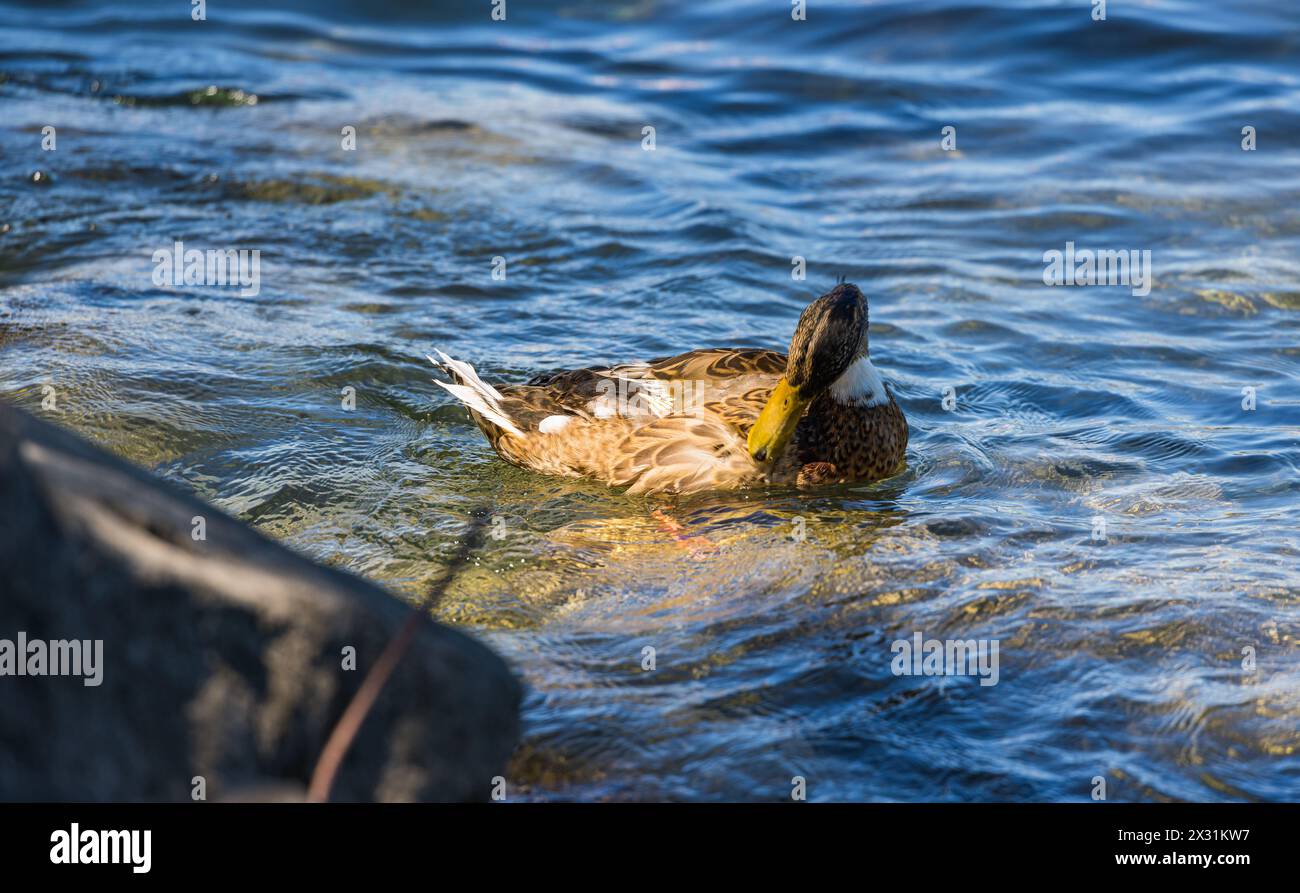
[[2, 0, 1298, 800]]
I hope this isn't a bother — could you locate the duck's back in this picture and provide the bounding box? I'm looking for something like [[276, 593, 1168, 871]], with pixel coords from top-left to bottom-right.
[[448, 348, 787, 493]]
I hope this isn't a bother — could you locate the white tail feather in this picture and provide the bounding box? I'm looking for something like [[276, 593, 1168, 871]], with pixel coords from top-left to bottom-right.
[[432, 348, 507, 404], [429, 352, 524, 438]]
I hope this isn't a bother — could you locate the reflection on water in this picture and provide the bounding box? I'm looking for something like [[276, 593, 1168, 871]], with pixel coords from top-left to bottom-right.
[[1, 0, 1298, 800]]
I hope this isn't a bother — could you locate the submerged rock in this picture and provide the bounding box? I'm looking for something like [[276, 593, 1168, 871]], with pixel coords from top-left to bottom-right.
[[0, 401, 520, 802]]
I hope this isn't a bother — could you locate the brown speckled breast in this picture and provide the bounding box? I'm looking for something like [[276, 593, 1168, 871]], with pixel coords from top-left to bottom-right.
[[791, 391, 908, 482]]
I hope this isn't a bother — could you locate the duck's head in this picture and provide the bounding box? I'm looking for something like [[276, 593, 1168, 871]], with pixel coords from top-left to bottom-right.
[[747, 282, 869, 465]]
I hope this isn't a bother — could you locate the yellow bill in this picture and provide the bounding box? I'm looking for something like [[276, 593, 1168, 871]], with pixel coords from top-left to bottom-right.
[[747, 377, 810, 464]]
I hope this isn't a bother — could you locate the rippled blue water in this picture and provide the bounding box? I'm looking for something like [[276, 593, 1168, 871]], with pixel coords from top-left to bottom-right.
[[2, 0, 1298, 801]]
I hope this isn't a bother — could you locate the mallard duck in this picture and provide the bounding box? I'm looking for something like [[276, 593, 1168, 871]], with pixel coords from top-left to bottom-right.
[[430, 283, 908, 495]]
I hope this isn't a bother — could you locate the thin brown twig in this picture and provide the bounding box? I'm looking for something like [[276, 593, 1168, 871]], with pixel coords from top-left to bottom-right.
[[306, 510, 491, 803]]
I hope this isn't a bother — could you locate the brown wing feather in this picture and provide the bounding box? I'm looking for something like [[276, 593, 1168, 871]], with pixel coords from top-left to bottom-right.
[[703, 386, 773, 438], [447, 348, 787, 493], [605, 415, 759, 495], [619, 347, 786, 380], [523, 366, 604, 403], [511, 347, 785, 434]]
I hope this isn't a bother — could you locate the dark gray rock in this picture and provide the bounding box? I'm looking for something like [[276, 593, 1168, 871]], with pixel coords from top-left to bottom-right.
[[0, 400, 520, 802]]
